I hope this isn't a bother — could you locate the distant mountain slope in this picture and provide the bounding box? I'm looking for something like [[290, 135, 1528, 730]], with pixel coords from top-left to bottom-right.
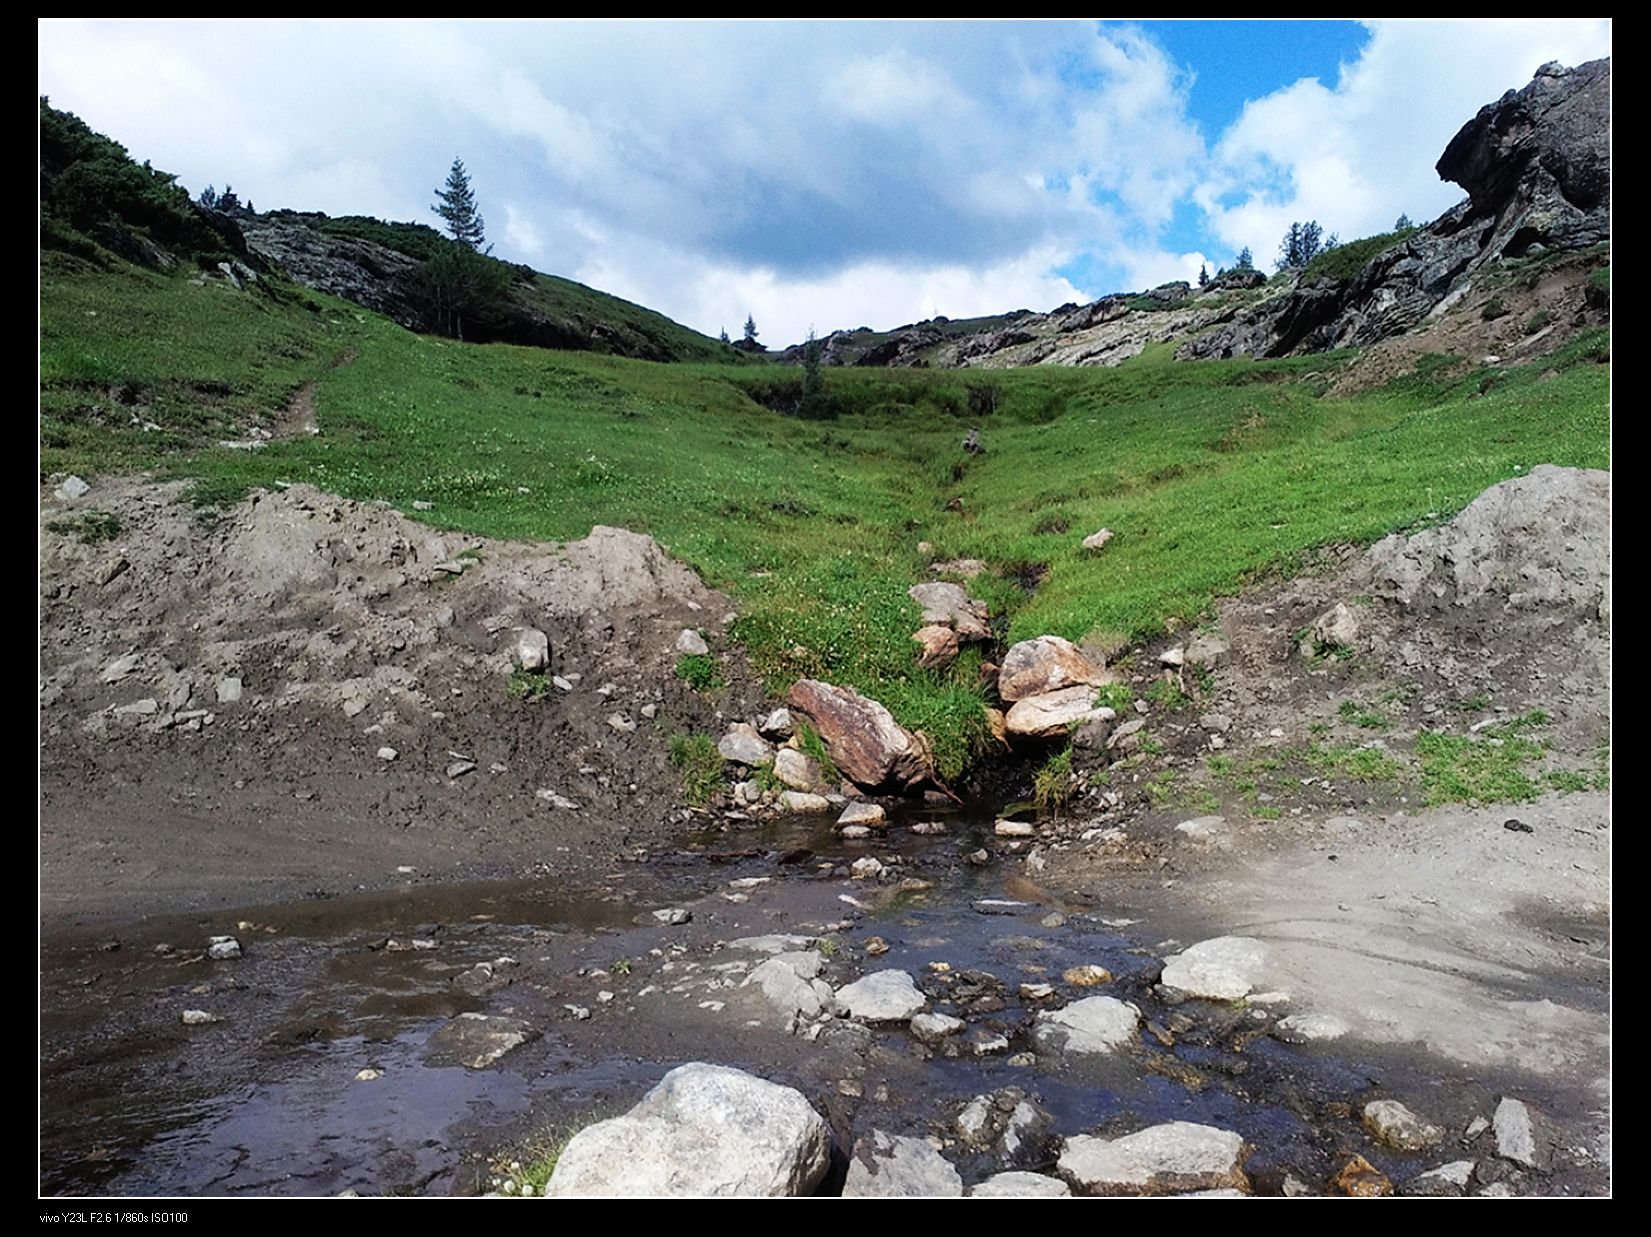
[[38, 100, 737, 365]]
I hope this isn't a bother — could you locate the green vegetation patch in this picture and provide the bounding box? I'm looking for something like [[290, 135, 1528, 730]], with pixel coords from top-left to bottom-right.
[[674, 653, 722, 692], [668, 733, 723, 807], [45, 509, 122, 544]]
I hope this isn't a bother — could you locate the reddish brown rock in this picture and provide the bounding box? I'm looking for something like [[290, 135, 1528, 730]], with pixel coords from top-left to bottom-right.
[[787, 680, 932, 793], [998, 636, 1114, 702], [1332, 1154, 1393, 1197], [913, 624, 961, 670]]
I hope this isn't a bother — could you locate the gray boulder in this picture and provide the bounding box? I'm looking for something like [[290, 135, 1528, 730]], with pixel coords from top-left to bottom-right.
[[843, 1130, 963, 1198], [835, 970, 926, 1023], [544, 1064, 832, 1197], [969, 1172, 1071, 1198], [1059, 1122, 1249, 1196], [717, 722, 774, 766], [1032, 996, 1140, 1055], [998, 636, 1112, 701], [1158, 936, 1267, 1001]]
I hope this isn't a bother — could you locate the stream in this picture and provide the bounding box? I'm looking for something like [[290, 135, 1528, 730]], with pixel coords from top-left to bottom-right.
[[39, 805, 1585, 1197]]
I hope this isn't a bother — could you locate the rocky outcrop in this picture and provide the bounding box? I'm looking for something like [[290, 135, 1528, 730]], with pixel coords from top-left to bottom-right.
[[1181, 59, 1610, 362], [544, 1063, 832, 1197], [787, 679, 932, 793], [1364, 464, 1609, 619], [240, 215, 422, 326]]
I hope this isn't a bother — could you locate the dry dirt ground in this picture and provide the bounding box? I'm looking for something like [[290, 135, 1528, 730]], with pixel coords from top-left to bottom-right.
[[39, 479, 760, 924]]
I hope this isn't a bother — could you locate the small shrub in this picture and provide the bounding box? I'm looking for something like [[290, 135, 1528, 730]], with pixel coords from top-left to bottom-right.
[[795, 721, 841, 784], [1523, 309, 1555, 335], [1481, 295, 1510, 322], [1033, 747, 1077, 811], [507, 668, 549, 701], [674, 653, 722, 692], [1337, 699, 1389, 730], [1145, 676, 1189, 711], [668, 733, 723, 807], [1094, 682, 1136, 713]]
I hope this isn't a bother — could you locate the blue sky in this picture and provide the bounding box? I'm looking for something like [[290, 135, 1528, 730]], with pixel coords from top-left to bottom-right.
[[39, 19, 1609, 344]]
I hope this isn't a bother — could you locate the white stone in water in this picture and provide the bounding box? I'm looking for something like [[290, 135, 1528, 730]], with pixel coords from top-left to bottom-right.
[[1033, 996, 1139, 1055], [207, 936, 242, 960], [181, 1009, 220, 1025], [843, 1130, 963, 1197], [545, 1063, 832, 1197], [835, 970, 926, 1023], [1272, 1012, 1350, 1043], [1363, 1100, 1445, 1150], [1058, 1122, 1249, 1196], [1158, 936, 1267, 1000], [910, 1012, 966, 1045], [652, 908, 692, 926]]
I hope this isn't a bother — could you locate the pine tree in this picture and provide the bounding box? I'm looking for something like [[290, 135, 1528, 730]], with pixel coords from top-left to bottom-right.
[[1234, 246, 1254, 272], [1197, 263, 1209, 287], [433, 158, 486, 250], [743, 314, 759, 345], [719, 328, 730, 344], [199, 184, 219, 209], [1395, 213, 1414, 231]]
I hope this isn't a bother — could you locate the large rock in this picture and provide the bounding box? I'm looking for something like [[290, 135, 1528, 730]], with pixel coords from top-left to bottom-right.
[[544, 1064, 832, 1197], [1493, 1097, 1541, 1167], [718, 722, 774, 766], [1058, 1122, 1249, 1196], [1437, 58, 1611, 256], [834, 969, 927, 1023], [998, 636, 1112, 702], [743, 953, 832, 1019], [843, 1130, 964, 1198], [512, 627, 550, 672], [1005, 689, 1113, 740], [1178, 60, 1610, 363], [1158, 936, 1267, 1001], [1031, 995, 1140, 1055], [908, 582, 991, 642], [1365, 465, 1610, 620], [787, 680, 931, 793]]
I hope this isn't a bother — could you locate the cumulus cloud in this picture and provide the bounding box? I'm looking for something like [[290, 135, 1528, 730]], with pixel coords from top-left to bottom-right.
[[39, 19, 1609, 343]]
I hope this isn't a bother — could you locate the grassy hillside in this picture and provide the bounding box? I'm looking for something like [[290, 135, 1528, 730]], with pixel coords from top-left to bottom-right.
[[40, 247, 1610, 778]]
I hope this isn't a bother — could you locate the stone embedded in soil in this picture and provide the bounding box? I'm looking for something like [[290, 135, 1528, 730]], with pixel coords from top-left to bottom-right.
[[1159, 646, 1185, 668], [513, 627, 550, 671], [426, 1012, 538, 1070], [653, 907, 692, 926], [1332, 1154, 1393, 1197], [54, 474, 92, 500], [843, 1129, 964, 1198], [1032, 995, 1140, 1055], [1058, 1122, 1249, 1196], [1310, 602, 1361, 652], [1493, 1097, 1540, 1167], [910, 1011, 966, 1045], [545, 1063, 832, 1198], [970, 1172, 1071, 1198], [1184, 633, 1228, 668], [215, 676, 243, 704], [99, 653, 141, 684], [1272, 1012, 1350, 1043], [717, 722, 774, 766], [1401, 1160, 1477, 1197], [207, 936, 242, 960], [1363, 1100, 1446, 1151], [1158, 936, 1267, 1001], [998, 635, 1113, 702], [1081, 527, 1114, 552], [674, 628, 710, 656], [837, 800, 886, 828], [835, 969, 927, 1023], [180, 1009, 220, 1025], [445, 760, 477, 779], [375, 746, 398, 761], [1175, 814, 1227, 841]]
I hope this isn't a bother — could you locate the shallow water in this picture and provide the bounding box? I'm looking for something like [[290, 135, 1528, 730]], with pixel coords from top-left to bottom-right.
[[39, 807, 1592, 1196]]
